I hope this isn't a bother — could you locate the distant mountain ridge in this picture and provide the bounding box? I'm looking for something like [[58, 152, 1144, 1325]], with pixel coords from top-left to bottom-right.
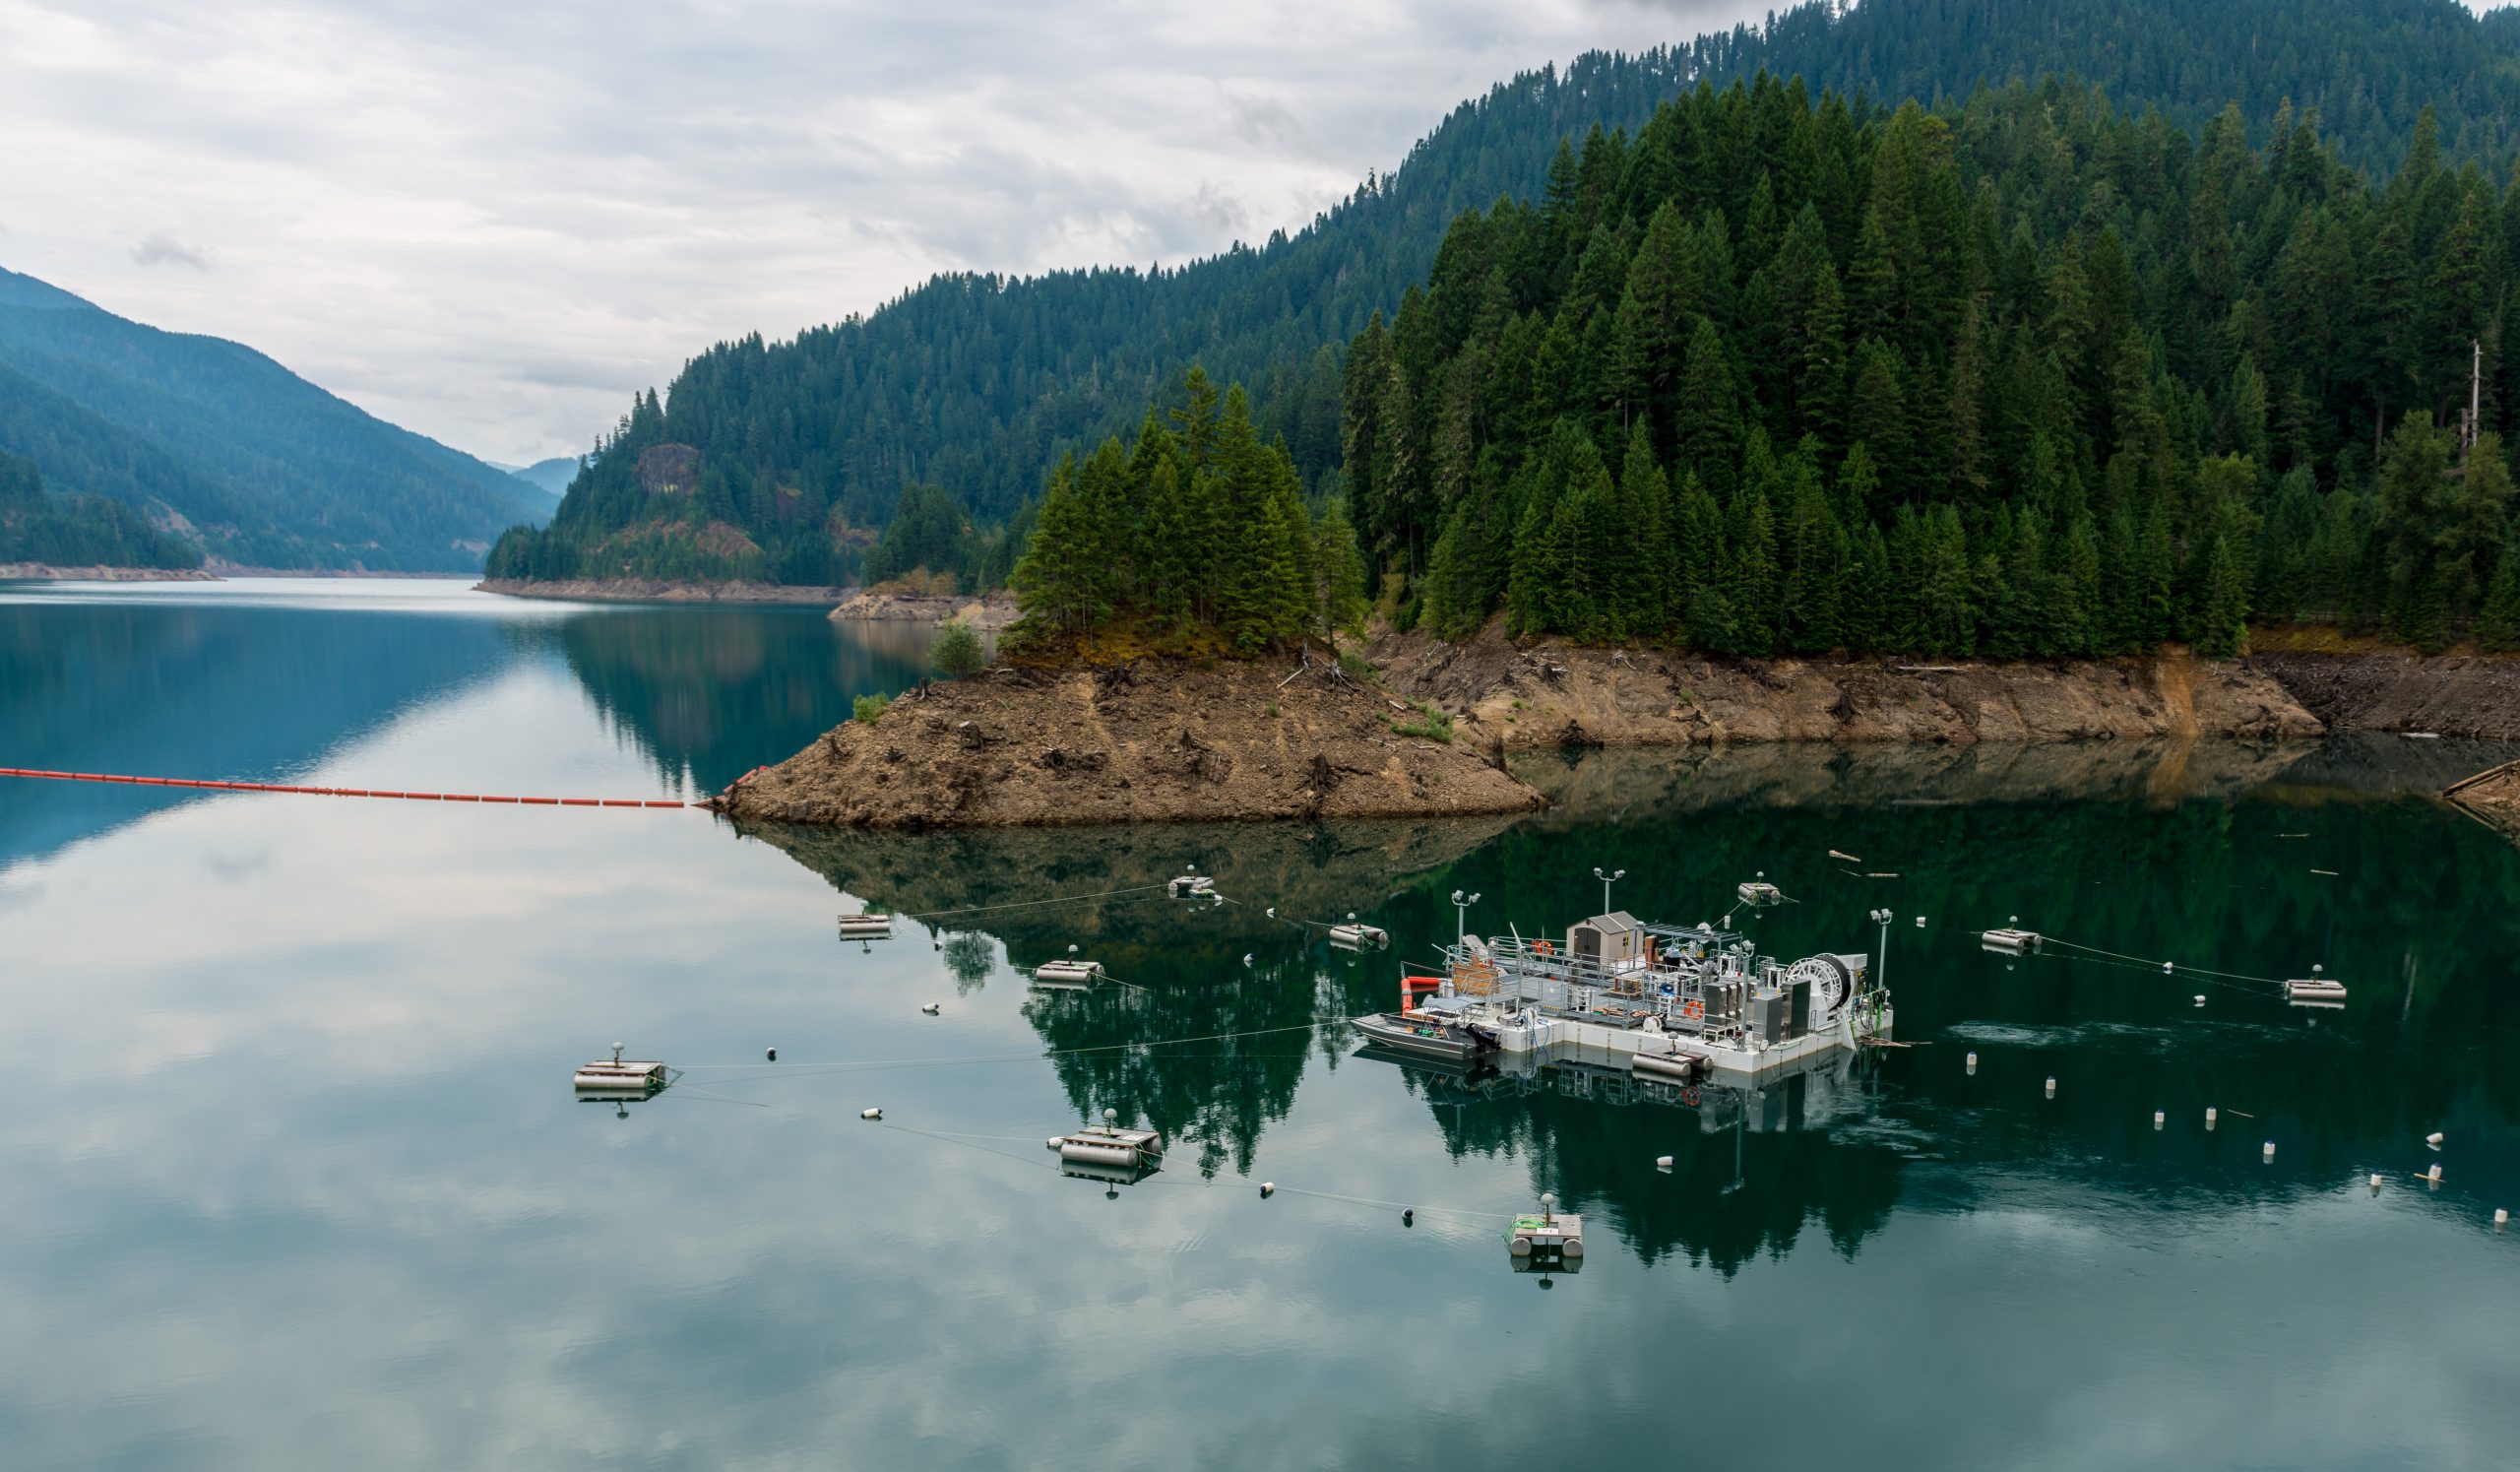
[[0, 267, 547, 571], [492, 0, 2520, 588]]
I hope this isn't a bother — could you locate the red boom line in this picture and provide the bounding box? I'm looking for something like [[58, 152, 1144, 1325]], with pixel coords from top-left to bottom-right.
[[0, 767, 692, 808]]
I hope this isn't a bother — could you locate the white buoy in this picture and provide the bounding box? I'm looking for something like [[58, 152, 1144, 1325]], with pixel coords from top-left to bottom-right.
[[2426, 1163, 2443, 1184], [2370, 1174, 2384, 1191], [2154, 1110, 2166, 1128], [1044, 1138, 1063, 1151], [1655, 1155, 1674, 1169], [1915, 916, 1925, 928], [1965, 1052, 1978, 1074], [920, 1002, 941, 1015], [2426, 1132, 2445, 1148], [1260, 1182, 1275, 1198], [2205, 1107, 2219, 1127], [766, 1047, 777, 1061], [2045, 1076, 2056, 1098], [2497, 1208, 2509, 1229], [2193, 995, 2206, 1006], [2163, 961, 2174, 974], [861, 1107, 882, 1120], [2263, 1141, 2276, 1162]]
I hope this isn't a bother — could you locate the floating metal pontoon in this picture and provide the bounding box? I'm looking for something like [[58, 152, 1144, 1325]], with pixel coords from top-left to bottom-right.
[[574, 1044, 670, 1098], [1048, 1113, 1165, 1175], [2286, 977, 2348, 1006], [1033, 958, 1105, 987], [838, 912, 894, 939], [1508, 1193, 1583, 1271], [1981, 928, 2043, 955], [1168, 873, 1217, 899], [1328, 923, 1389, 950]]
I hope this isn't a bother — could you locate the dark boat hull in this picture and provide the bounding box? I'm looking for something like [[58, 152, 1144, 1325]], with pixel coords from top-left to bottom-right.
[[1353, 1012, 1489, 1063]]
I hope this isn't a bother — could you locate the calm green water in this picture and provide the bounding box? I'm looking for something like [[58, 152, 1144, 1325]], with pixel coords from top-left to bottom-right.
[[4, 579, 2519, 1470]]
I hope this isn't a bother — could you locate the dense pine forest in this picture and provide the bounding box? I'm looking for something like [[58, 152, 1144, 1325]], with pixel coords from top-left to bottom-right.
[[1344, 80, 2520, 656], [493, 0, 2520, 596], [0, 452, 201, 570], [1000, 370, 1366, 659]]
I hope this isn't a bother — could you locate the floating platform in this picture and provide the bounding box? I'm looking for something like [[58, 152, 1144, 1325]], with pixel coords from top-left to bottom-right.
[[2286, 977, 2348, 1006], [1033, 959, 1106, 987], [1736, 881, 1784, 908], [1981, 928, 2043, 955], [1508, 1197, 1583, 1271], [1168, 874, 1217, 899], [574, 1046, 670, 1099], [1328, 923, 1389, 950], [1048, 1123, 1164, 1172], [838, 913, 894, 939]]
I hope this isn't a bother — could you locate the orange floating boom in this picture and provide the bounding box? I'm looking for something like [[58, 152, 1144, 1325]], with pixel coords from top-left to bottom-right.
[[0, 767, 691, 808]]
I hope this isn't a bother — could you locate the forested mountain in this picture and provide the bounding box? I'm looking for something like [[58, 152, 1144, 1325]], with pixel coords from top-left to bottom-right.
[[494, 0, 2520, 589], [0, 268, 546, 571], [506, 458, 580, 499], [0, 451, 201, 570], [1348, 81, 2520, 657]]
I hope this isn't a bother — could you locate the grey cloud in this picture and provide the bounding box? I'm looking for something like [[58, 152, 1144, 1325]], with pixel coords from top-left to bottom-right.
[[1223, 89, 1313, 152], [130, 231, 211, 270], [8, 1, 1773, 463]]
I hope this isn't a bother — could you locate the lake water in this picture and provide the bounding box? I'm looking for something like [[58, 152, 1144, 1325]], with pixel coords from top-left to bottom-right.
[[4, 579, 2519, 1470]]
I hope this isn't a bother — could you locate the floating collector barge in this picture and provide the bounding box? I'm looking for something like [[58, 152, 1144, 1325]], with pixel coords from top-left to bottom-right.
[[1355, 906, 1891, 1083]]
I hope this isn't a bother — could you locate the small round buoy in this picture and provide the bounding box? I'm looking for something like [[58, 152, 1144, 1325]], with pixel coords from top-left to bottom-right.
[[766, 1047, 777, 1061], [1242, 953, 1254, 967], [2193, 995, 2206, 1006], [1915, 916, 1925, 928], [1103, 1108, 1118, 1124], [1402, 1208, 1414, 1227], [1655, 1155, 1674, 1169], [2426, 1131, 2445, 1148], [921, 1002, 941, 1015], [1965, 1051, 1978, 1073], [2497, 1208, 2509, 1229], [2262, 1141, 2276, 1162], [2045, 1076, 2056, 1098], [2206, 1107, 2218, 1129], [861, 1107, 882, 1120], [1045, 1137, 1063, 1151], [2370, 1174, 2385, 1190], [2426, 1163, 2443, 1184], [2163, 961, 2174, 974], [1260, 1182, 1275, 1198], [2154, 1110, 2165, 1128]]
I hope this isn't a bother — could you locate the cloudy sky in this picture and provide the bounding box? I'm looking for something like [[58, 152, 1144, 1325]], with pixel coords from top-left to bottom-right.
[[2, 0, 1791, 468]]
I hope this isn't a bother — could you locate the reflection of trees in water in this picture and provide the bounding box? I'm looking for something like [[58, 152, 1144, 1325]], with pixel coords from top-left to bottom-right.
[[736, 814, 1516, 1176], [1, 601, 509, 866], [538, 609, 931, 791], [940, 932, 995, 993], [740, 741, 2520, 1242], [1383, 1053, 1904, 1275]]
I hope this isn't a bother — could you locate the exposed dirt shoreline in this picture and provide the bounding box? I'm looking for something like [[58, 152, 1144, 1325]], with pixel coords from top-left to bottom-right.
[[474, 577, 850, 605], [2249, 650, 2520, 741], [828, 589, 1019, 630], [0, 563, 220, 582], [1369, 631, 2324, 749], [711, 660, 1547, 828]]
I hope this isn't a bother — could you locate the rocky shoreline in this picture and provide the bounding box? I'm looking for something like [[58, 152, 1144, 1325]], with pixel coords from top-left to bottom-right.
[[1370, 632, 2323, 749], [474, 577, 850, 605], [828, 588, 1018, 630], [701, 619, 2520, 830], [711, 659, 1547, 829], [0, 563, 220, 582]]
